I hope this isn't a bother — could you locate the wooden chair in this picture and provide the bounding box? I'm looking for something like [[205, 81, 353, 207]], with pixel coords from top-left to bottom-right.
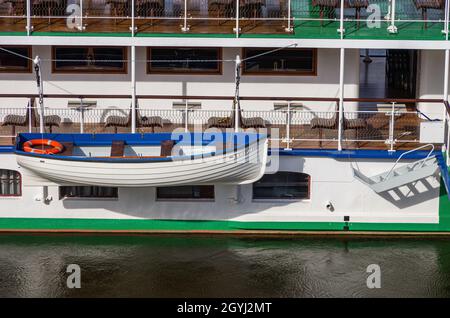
[[239, 0, 266, 27], [413, 0, 444, 29], [209, 0, 235, 26], [136, 0, 164, 26], [312, 0, 369, 28], [310, 112, 367, 148], [207, 109, 266, 129], [1, 101, 36, 144], [104, 106, 163, 133]]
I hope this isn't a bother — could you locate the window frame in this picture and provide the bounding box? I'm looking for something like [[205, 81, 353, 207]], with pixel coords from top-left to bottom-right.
[[252, 171, 311, 201], [58, 186, 119, 200], [51, 46, 128, 74], [147, 47, 223, 75], [0, 46, 32, 74], [156, 185, 215, 202], [241, 48, 317, 76], [0, 169, 22, 197]]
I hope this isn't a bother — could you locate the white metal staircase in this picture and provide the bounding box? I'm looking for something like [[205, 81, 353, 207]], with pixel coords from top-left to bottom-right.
[[352, 144, 439, 193]]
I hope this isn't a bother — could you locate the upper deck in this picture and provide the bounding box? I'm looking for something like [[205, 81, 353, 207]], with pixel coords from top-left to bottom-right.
[[0, 0, 449, 43]]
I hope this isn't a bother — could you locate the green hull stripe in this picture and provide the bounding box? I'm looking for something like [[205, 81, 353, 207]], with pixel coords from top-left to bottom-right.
[[0, 218, 345, 232]]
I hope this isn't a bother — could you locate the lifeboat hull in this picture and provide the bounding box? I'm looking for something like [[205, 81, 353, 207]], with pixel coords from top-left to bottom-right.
[[16, 138, 268, 187]]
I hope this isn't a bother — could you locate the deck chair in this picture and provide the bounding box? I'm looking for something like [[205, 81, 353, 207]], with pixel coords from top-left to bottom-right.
[[413, 0, 444, 29], [240, 0, 266, 27], [312, 0, 369, 28], [105, 105, 163, 133], [136, 0, 164, 26], [312, 0, 339, 26], [1, 100, 36, 143], [36, 114, 61, 133], [207, 109, 266, 129], [209, 0, 235, 25], [310, 113, 367, 147]]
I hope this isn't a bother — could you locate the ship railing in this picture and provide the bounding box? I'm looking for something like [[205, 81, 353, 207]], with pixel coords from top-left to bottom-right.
[[0, 0, 448, 37], [0, 97, 445, 151]]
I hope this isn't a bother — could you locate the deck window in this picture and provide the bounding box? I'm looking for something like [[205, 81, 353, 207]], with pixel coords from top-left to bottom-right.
[[52, 46, 127, 73], [0, 169, 21, 196], [156, 185, 215, 200], [147, 48, 222, 74], [242, 48, 316, 75], [253, 172, 310, 200], [0, 46, 31, 73], [59, 186, 118, 199]]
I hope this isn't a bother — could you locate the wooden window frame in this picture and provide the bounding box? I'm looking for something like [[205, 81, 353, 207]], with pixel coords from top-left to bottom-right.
[[241, 48, 317, 76], [0, 169, 22, 197], [52, 46, 128, 74], [147, 47, 222, 75], [156, 185, 215, 201], [59, 186, 119, 200], [252, 171, 311, 201], [0, 46, 32, 74]]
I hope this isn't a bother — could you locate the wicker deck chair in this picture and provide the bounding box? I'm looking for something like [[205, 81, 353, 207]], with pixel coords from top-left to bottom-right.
[[207, 109, 266, 129], [1, 101, 37, 143], [36, 114, 61, 133], [105, 106, 163, 133], [310, 113, 367, 147], [312, 0, 369, 28], [413, 0, 444, 29], [310, 113, 367, 130]]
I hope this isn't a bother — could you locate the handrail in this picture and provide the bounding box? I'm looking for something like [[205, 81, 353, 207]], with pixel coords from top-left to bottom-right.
[[0, 94, 445, 104], [343, 98, 444, 103], [444, 100, 450, 117], [416, 109, 441, 122], [384, 144, 435, 181]]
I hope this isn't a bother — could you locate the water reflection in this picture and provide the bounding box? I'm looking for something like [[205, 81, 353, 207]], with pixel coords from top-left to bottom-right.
[[1, 235, 450, 297]]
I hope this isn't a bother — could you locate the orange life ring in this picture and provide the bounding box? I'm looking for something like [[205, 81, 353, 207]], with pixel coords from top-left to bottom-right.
[[23, 139, 64, 155]]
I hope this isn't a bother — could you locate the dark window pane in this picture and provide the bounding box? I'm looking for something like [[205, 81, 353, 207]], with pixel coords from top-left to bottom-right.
[[0, 47, 30, 72], [243, 48, 315, 74], [0, 169, 21, 196], [156, 185, 215, 199], [54, 47, 126, 73], [59, 186, 118, 199], [253, 172, 310, 200], [149, 48, 220, 73]]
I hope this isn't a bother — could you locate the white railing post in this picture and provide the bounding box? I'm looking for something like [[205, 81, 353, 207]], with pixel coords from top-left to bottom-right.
[[131, 0, 136, 35], [285, 0, 292, 32], [337, 0, 344, 37], [234, 0, 240, 38], [33, 56, 45, 134], [79, 0, 84, 31], [26, 0, 31, 35], [285, 102, 291, 150], [338, 48, 345, 151], [131, 45, 136, 133], [444, 49, 450, 164], [387, 0, 397, 33], [388, 102, 396, 152], [181, 0, 189, 32], [184, 99, 189, 132], [234, 55, 241, 132], [79, 98, 84, 133], [444, 0, 449, 38], [28, 99, 32, 133]]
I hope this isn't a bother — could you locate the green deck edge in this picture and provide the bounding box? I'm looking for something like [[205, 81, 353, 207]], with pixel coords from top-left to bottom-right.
[[0, 21, 447, 41]]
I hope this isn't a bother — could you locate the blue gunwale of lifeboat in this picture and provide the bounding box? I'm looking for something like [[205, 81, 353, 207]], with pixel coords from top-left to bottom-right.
[[14, 132, 267, 163]]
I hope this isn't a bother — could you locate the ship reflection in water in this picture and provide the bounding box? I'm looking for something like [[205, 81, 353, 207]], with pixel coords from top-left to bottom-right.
[[1, 235, 450, 297]]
